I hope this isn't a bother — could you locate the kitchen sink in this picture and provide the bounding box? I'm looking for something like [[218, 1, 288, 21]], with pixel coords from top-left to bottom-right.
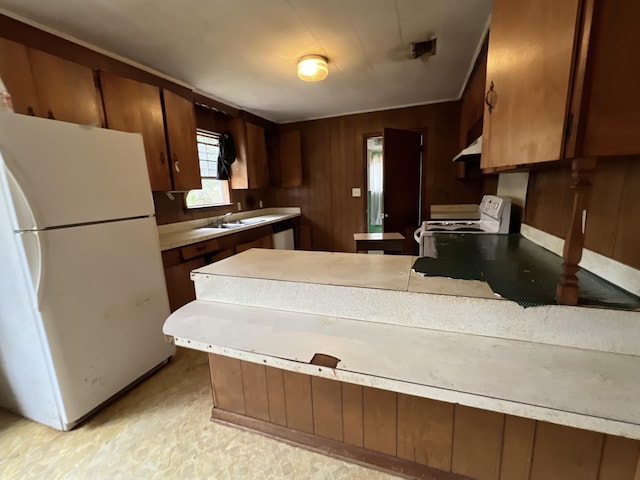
[[200, 217, 267, 230]]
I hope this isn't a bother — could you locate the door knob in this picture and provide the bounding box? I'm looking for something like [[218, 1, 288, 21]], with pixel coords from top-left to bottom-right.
[[383, 213, 389, 218]]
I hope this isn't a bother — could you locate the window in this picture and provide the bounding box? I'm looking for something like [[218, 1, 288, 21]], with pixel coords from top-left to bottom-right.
[[185, 129, 230, 208]]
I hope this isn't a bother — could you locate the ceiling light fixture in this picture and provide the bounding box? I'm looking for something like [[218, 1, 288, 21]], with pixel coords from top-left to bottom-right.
[[297, 55, 329, 82]]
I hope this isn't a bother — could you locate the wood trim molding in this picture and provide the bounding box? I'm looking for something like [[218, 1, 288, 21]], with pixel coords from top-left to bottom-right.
[[556, 157, 597, 305], [211, 408, 474, 480]]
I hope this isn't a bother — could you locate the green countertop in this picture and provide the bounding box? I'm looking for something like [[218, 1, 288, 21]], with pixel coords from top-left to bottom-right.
[[412, 234, 640, 309]]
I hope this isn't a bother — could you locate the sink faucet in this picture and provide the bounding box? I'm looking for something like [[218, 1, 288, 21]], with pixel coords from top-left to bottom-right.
[[212, 212, 232, 227]]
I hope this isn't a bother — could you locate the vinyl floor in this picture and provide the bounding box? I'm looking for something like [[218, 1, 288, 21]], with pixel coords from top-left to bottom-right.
[[0, 348, 400, 480]]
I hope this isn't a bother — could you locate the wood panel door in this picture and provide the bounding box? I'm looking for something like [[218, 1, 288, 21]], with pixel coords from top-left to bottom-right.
[[162, 89, 201, 191], [164, 256, 207, 312], [382, 128, 422, 233], [100, 71, 171, 191], [481, 0, 581, 168], [0, 38, 40, 116], [28, 49, 103, 127], [246, 122, 269, 188], [278, 129, 302, 188], [230, 119, 270, 190]]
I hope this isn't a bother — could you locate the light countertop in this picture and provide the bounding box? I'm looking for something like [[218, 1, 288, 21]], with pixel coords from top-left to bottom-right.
[[157, 207, 300, 251], [192, 249, 640, 355], [165, 299, 640, 440], [168, 248, 640, 439]]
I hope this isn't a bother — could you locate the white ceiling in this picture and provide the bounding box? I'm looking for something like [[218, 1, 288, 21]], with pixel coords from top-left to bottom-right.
[[0, 0, 492, 123]]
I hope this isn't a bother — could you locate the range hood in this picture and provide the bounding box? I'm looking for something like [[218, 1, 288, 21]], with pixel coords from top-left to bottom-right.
[[452, 136, 482, 162]]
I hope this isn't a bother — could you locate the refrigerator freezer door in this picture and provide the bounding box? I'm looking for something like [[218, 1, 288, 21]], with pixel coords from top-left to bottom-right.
[[24, 216, 175, 428], [0, 113, 155, 231]]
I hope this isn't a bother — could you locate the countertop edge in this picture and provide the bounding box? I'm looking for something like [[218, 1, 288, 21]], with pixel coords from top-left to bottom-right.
[[158, 210, 301, 251]]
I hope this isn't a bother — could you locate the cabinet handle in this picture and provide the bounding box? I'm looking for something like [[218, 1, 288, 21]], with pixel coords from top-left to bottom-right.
[[47, 110, 55, 120], [160, 152, 166, 165], [485, 81, 497, 114], [196, 244, 206, 251], [26, 106, 35, 116], [174, 157, 181, 174]]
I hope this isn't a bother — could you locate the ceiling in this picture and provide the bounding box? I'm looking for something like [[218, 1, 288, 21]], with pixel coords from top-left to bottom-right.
[[0, 0, 492, 123]]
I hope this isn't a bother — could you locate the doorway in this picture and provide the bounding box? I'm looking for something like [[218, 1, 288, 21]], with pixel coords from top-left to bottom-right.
[[364, 128, 424, 235], [366, 136, 383, 233]]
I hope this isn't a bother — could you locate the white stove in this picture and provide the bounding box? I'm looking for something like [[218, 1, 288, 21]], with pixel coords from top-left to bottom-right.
[[414, 195, 512, 256]]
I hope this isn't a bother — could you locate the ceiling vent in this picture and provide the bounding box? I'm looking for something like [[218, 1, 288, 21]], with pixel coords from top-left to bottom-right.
[[410, 38, 437, 59]]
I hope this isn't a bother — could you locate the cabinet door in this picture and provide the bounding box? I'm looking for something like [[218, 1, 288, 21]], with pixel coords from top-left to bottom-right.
[[481, 0, 581, 168], [235, 234, 273, 254], [100, 71, 171, 191], [28, 49, 103, 127], [162, 89, 201, 191], [164, 257, 207, 312], [279, 129, 302, 187], [580, 0, 640, 157], [246, 122, 269, 188], [0, 38, 40, 116], [229, 118, 269, 189]]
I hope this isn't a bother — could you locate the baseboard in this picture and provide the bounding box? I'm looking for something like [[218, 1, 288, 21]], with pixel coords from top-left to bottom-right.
[[210, 408, 473, 480]]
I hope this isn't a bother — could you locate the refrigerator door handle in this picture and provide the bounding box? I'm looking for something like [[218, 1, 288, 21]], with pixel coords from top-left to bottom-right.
[[3, 161, 37, 231], [21, 230, 46, 304]]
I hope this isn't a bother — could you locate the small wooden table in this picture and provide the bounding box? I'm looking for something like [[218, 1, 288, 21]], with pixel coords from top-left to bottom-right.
[[353, 232, 405, 254]]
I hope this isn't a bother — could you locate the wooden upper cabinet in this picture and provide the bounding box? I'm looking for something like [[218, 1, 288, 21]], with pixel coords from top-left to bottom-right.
[[28, 49, 103, 126], [481, 0, 581, 169], [162, 89, 201, 191], [577, 0, 640, 157], [229, 118, 269, 189], [482, 0, 640, 169], [99, 71, 171, 191], [0, 39, 102, 126], [278, 129, 302, 188], [0, 38, 40, 116]]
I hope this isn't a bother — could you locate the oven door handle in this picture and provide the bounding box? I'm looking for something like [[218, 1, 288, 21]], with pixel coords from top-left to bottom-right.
[[413, 226, 423, 243]]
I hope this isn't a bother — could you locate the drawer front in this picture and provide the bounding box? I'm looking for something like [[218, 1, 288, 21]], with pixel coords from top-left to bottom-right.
[[180, 238, 220, 260]]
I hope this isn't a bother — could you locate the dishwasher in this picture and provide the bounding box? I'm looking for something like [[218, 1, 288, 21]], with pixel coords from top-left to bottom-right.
[[272, 222, 295, 250]]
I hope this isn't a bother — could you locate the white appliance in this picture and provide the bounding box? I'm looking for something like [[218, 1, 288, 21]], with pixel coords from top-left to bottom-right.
[[0, 113, 175, 431], [272, 228, 294, 250], [414, 195, 512, 257]]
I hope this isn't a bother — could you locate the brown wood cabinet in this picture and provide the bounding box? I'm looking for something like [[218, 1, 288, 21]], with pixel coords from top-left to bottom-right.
[[235, 234, 273, 254], [481, 0, 640, 169], [162, 223, 277, 312], [100, 71, 170, 191], [162, 89, 202, 191], [229, 118, 269, 189], [0, 38, 103, 126], [100, 71, 201, 191], [278, 129, 302, 187]]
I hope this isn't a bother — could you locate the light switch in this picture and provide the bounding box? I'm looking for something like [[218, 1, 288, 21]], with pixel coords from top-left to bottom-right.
[[352, 188, 361, 197]]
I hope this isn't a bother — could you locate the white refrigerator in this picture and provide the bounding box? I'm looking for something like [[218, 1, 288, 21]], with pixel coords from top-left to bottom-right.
[[0, 112, 175, 431]]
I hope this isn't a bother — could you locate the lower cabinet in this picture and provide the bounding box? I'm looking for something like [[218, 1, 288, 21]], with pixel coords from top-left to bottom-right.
[[235, 234, 273, 254], [163, 257, 207, 312], [162, 225, 275, 312]]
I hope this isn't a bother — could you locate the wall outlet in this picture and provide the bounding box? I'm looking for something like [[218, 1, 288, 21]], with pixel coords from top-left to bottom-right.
[[259, 200, 263, 208], [237, 202, 242, 211], [352, 188, 361, 197]]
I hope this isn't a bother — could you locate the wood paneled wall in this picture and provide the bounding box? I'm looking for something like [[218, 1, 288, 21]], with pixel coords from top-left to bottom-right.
[[525, 157, 640, 269], [268, 102, 493, 253], [209, 354, 640, 480]]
